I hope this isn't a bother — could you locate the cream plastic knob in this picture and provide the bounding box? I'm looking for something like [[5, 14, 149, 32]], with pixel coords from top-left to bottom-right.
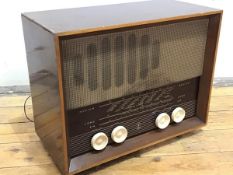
[[91, 132, 108, 151], [111, 126, 128, 143], [155, 113, 171, 129], [171, 107, 186, 123]]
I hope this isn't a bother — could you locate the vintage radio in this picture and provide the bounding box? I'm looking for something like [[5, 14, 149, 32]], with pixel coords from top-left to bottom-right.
[[22, 0, 222, 174]]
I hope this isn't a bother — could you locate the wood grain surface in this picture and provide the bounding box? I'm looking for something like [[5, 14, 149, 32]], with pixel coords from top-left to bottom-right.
[[22, 0, 220, 35], [0, 86, 232, 175]]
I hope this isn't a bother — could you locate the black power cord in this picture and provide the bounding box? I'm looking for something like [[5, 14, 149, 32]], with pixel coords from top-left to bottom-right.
[[23, 95, 34, 122]]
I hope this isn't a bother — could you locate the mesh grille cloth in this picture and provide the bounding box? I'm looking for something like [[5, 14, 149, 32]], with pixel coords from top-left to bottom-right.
[[61, 18, 209, 109]]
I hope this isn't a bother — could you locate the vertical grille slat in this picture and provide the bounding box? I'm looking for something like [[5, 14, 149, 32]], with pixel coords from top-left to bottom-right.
[[74, 54, 84, 86], [87, 44, 98, 91], [151, 40, 160, 69], [101, 38, 112, 90], [115, 36, 124, 87], [140, 35, 149, 79], [128, 34, 137, 84]]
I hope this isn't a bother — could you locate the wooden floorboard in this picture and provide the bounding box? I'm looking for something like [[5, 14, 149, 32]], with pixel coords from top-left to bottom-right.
[[0, 87, 232, 174], [0, 106, 32, 124]]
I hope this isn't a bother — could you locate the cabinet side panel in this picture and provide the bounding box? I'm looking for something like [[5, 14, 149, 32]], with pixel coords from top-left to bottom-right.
[[196, 13, 222, 123], [22, 15, 67, 173]]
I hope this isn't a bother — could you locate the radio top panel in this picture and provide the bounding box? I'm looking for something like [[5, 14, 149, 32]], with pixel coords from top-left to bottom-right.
[[22, 0, 219, 35]]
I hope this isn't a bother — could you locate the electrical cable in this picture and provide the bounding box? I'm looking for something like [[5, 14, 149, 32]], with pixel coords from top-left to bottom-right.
[[23, 95, 34, 122]]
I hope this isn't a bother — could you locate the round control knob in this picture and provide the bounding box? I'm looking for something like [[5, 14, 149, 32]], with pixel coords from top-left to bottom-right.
[[111, 126, 128, 143], [91, 132, 108, 151], [155, 113, 171, 129], [171, 107, 186, 123]]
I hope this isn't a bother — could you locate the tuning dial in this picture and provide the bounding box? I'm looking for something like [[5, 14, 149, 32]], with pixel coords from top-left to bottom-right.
[[155, 113, 171, 129], [91, 132, 108, 151], [171, 107, 186, 123], [111, 126, 128, 143]]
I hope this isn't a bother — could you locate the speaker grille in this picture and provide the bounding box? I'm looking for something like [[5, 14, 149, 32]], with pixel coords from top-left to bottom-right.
[[61, 18, 209, 109]]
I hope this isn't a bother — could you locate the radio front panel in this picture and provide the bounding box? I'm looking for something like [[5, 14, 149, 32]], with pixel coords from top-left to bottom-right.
[[60, 18, 209, 158]]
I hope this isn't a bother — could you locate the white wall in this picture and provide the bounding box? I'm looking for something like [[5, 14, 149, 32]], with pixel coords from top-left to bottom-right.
[[0, 0, 232, 86]]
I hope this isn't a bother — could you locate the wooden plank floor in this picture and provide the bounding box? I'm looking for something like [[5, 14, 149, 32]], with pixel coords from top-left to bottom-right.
[[0, 87, 233, 175]]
